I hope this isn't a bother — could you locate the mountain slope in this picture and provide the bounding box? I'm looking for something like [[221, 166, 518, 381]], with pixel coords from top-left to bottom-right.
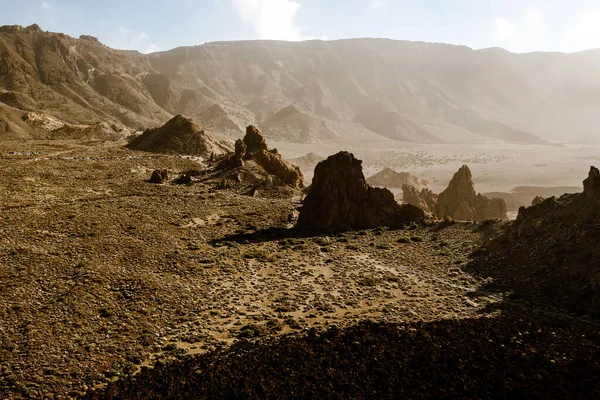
[[1, 25, 599, 143]]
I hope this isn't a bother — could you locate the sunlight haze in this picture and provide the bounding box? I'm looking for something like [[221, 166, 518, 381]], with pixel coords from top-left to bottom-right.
[[2, 0, 600, 53]]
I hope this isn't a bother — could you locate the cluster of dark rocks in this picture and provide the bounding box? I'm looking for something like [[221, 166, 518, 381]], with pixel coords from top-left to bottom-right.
[[474, 166, 600, 318], [217, 125, 305, 190], [85, 317, 600, 399]]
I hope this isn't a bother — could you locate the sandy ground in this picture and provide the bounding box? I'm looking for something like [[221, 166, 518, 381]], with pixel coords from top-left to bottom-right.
[[0, 139, 508, 398], [1, 138, 596, 398]]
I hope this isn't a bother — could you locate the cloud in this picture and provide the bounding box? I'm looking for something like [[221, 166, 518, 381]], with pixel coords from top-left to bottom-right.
[[41, 1, 51, 9], [493, 9, 550, 53], [561, 10, 600, 52], [370, 0, 384, 10], [495, 18, 516, 41], [231, 0, 322, 41], [111, 27, 150, 50], [144, 44, 161, 54]]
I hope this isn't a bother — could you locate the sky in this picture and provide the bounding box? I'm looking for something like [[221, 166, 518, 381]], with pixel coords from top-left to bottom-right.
[[1, 0, 600, 54]]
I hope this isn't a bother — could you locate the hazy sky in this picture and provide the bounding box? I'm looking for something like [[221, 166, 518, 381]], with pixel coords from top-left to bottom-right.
[[2, 0, 600, 54]]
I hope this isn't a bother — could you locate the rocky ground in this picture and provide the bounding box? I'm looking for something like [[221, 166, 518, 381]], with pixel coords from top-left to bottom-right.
[[0, 140, 598, 399], [87, 317, 600, 399]]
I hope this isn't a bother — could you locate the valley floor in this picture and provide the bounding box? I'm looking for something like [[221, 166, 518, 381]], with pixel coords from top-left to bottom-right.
[[0, 140, 598, 399], [275, 139, 598, 194]]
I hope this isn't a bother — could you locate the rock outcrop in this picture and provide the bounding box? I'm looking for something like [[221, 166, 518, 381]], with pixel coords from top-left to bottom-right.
[[436, 165, 507, 221], [241, 125, 304, 188], [402, 184, 438, 216], [583, 166, 600, 195], [127, 115, 233, 157], [243, 125, 268, 156], [297, 152, 424, 231], [478, 166, 600, 318], [368, 168, 429, 190], [214, 125, 304, 191]]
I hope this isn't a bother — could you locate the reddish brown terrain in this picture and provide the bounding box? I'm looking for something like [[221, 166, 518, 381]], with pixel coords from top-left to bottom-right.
[[1, 24, 600, 400]]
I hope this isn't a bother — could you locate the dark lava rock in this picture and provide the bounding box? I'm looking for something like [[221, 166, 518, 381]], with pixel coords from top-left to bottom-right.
[[243, 125, 268, 156], [216, 126, 303, 189], [85, 317, 600, 400], [583, 166, 600, 196], [149, 169, 168, 184], [174, 173, 192, 185], [234, 139, 246, 166], [436, 165, 507, 221], [297, 152, 424, 231], [472, 166, 600, 318], [243, 125, 303, 188]]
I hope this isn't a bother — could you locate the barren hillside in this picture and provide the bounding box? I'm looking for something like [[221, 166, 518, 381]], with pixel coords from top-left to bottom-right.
[[2, 24, 600, 144]]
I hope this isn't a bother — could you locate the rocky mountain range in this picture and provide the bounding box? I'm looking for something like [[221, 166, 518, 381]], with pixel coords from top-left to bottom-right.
[[2, 24, 600, 144]]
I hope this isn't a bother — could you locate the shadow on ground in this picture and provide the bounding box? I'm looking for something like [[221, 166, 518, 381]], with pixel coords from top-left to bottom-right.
[[86, 316, 600, 400]]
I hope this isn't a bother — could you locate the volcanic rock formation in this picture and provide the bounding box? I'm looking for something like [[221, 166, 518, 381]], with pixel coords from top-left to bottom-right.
[[583, 166, 600, 195], [241, 125, 304, 188], [475, 166, 600, 318], [127, 115, 233, 157], [214, 125, 304, 191], [402, 184, 438, 216], [297, 152, 424, 231], [436, 165, 507, 221]]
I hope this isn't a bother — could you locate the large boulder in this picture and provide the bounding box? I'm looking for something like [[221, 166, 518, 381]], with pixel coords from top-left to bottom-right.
[[253, 148, 304, 188], [436, 165, 507, 221], [297, 152, 424, 231], [436, 165, 477, 218]]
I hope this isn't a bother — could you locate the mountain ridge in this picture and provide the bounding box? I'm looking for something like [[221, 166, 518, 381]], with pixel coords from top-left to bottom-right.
[[1, 24, 599, 144]]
